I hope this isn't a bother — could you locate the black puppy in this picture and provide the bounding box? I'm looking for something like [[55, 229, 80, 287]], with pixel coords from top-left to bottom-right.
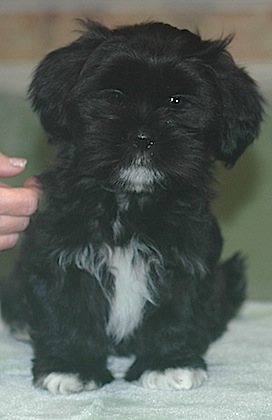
[[1, 21, 263, 394]]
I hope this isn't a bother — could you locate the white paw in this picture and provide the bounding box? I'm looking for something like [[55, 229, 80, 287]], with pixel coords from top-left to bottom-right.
[[38, 372, 98, 395], [138, 368, 208, 390]]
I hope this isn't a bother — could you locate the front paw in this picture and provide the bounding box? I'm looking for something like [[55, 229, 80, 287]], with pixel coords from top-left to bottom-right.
[[34, 369, 114, 395], [137, 367, 208, 390], [125, 355, 207, 390], [36, 372, 97, 394]]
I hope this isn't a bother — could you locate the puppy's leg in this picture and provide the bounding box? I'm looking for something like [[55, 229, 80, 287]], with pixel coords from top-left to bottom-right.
[[125, 300, 210, 391], [27, 269, 113, 394], [1, 270, 31, 342]]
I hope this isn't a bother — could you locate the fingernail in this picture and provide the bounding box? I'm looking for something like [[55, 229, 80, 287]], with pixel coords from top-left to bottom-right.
[[9, 158, 27, 169]]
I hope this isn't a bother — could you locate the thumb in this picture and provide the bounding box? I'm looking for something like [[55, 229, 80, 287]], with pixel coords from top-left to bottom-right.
[[23, 176, 43, 206], [0, 152, 27, 178], [23, 176, 42, 195]]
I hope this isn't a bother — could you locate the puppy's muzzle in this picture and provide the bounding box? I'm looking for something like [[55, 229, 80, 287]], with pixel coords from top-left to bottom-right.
[[131, 131, 155, 153]]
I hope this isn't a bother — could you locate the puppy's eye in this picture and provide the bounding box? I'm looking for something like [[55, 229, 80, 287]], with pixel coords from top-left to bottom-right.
[[103, 89, 125, 105], [168, 95, 184, 106]]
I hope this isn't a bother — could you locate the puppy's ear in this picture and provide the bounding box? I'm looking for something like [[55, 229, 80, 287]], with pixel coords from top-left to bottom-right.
[[205, 38, 264, 167], [28, 21, 110, 144]]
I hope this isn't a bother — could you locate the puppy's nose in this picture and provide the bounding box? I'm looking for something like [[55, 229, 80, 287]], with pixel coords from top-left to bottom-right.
[[132, 132, 155, 152]]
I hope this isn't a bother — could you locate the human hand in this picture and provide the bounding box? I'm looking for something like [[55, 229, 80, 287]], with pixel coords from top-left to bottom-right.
[[0, 153, 41, 250]]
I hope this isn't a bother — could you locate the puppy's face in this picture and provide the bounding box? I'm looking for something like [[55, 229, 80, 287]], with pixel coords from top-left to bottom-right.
[[73, 43, 218, 193], [29, 22, 263, 194]]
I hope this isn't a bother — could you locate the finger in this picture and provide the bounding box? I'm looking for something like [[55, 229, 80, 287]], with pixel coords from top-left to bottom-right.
[[0, 186, 39, 216], [0, 215, 30, 235], [0, 153, 27, 178], [0, 182, 12, 189], [23, 176, 42, 198], [0, 233, 19, 250]]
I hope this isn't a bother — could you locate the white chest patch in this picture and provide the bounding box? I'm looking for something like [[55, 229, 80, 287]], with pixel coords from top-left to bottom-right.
[[57, 236, 163, 344], [106, 243, 155, 343]]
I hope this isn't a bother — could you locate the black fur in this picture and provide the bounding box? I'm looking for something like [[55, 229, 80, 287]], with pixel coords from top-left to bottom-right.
[[1, 21, 263, 392]]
